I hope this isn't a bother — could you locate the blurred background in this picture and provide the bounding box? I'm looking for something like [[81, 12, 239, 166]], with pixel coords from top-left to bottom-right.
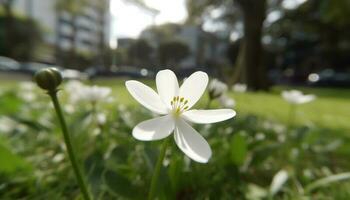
[[1, 0, 350, 199], [0, 0, 349, 88]]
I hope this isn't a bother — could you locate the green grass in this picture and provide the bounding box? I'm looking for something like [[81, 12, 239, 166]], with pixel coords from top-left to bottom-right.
[[2, 76, 349, 131], [93, 78, 350, 131]]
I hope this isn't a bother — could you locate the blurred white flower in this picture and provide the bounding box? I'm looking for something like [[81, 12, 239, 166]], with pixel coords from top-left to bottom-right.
[[18, 81, 37, 102], [19, 81, 36, 90], [218, 94, 236, 108], [52, 153, 65, 163], [65, 80, 112, 104], [65, 80, 86, 103], [126, 69, 236, 163], [96, 113, 107, 125], [208, 78, 228, 99], [281, 90, 316, 104], [0, 116, 17, 133], [232, 83, 247, 93], [270, 170, 289, 196], [81, 85, 111, 103]]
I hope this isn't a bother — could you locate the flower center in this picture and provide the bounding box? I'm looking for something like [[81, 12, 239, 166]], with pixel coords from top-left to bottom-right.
[[170, 96, 189, 116]]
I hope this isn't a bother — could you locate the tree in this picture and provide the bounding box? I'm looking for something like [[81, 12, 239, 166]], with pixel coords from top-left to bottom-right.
[[158, 40, 190, 67], [127, 39, 154, 66], [269, 0, 350, 73], [235, 0, 268, 90], [186, 0, 280, 90], [0, 3, 42, 61]]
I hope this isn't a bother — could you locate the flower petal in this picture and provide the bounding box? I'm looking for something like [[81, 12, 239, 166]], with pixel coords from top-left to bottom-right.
[[132, 115, 174, 141], [297, 95, 316, 104], [182, 109, 236, 124], [125, 80, 168, 114], [174, 118, 212, 163], [179, 71, 208, 109], [156, 69, 179, 108]]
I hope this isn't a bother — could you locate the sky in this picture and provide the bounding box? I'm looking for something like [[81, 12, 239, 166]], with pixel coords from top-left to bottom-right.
[[109, 0, 187, 48], [108, 0, 307, 48]]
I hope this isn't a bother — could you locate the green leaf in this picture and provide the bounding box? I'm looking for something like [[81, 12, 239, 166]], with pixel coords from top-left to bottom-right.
[[0, 141, 31, 174], [230, 133, 247, 166], [103, 170, 140, 199], [305, 172, 350, 193]]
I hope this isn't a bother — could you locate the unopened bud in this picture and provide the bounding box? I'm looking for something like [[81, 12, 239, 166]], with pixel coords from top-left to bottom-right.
[[34, 67, 62, 92]]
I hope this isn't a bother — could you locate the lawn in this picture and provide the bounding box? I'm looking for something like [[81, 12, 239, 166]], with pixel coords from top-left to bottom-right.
[[1, 75, 350, 199], [93, 78, 350, 131], [2, 76, 349, 130]]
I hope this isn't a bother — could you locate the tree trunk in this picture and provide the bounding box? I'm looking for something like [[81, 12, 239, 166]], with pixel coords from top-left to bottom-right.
[[235, 0, 268, 90], [3, 0, 14, 58]]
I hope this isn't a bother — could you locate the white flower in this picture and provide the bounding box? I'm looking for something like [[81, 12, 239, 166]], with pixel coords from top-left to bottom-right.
[[81, 85, 111, 103], [208, 79, 228, 99], [218, 94, 236, 108], [96, 113, 107, 125], [65, 80, 112, 104], [270, 170, 289, 196], [0, 116, 17, 133], [125, 69, 236, 163], [281, 90, 316, 104], [18, 81, 37, 102], [65, 80, 86, 103], [232, 83, 247, 93]]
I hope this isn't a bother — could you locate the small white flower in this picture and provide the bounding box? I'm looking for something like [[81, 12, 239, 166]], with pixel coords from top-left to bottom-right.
[[232, 83, 247, 93], [218, 94, 236, 108], [65, 80, 112, 104], [18, 81, 37, 102], [65, 80, 86, 103], [96, 113, 107, 125], [208, 79, 228, 99], [126, 69, 236, 163], [81, 85, 111, 103], [281, 90, 316, 104], [19, 81, 36, 90], [0, 116, 17, 133], [270, 170, 289, 196]]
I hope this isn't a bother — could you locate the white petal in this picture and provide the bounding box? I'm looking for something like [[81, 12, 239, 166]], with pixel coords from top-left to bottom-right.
[[125, 80, 168, 114], [182, 109, 236, 124], [297, 95, 316, 104], [179, 71, 208, 109], [132, 115, 175, 141], [174, 118, 212, 163], [156, 69, 179, 108]]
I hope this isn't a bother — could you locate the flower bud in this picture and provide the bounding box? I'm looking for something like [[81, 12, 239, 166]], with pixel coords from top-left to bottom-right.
[[34, 67, 62, 91]]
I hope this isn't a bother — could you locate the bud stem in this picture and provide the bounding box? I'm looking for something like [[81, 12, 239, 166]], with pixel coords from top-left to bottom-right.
[[48, 91, 92, 200]]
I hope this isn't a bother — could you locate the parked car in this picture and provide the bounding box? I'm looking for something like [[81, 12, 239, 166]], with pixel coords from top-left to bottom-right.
[[86, 66, 155, 79], [0, 56, 21, 71], [307, 69, 350, 88], [19, 62, 60, 75], [62, 69, 88, 80]]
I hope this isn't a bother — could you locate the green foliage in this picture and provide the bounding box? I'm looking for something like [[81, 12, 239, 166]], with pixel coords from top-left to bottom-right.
[[159, 40, 190, 67], [0, 140, 31, 174], [0, 81, 350, 199], [230, 132, 247, 166], [127, 39, 154, 66], [0, 14, 42, 61]]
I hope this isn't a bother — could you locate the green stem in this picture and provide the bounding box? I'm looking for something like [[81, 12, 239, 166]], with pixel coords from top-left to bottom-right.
[[148, 139, 169, 200], [49, 91, 92, 200]]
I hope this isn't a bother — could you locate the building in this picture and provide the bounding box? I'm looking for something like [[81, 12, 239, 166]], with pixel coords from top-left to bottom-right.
[[12, 0, 110, 66], [140, 24, 229, 68]]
